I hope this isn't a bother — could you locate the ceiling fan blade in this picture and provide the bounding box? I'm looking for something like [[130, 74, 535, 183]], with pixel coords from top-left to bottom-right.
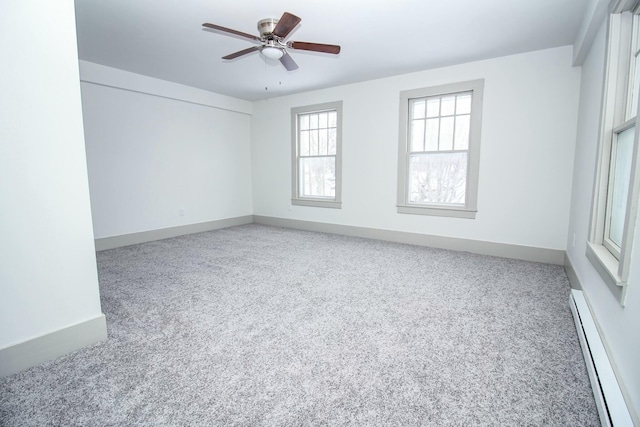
[[279, 51, 299, 71], [223, 46, 260, 60], [289, 41, 341, 54], [203, 23, 261, 42], [273, 12, 301, 39]]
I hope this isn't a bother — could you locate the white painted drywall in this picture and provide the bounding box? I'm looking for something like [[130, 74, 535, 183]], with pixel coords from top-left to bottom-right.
[[79, 60, 252, 115], [566, 20, 640, 424], [251, 46, 581, 250], [0, 1, 104, 347], [80, 63, 253, 239], [573, 0, 609, 66]]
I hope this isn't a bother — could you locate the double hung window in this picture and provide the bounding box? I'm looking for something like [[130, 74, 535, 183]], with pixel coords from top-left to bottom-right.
[[588, 4, 640, 304], [291, 101, 342, 208], [397, 80, 484, 218]]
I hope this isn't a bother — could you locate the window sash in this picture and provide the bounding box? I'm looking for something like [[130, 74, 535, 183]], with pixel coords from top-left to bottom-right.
[[409, 92, 472, 154], [406, 91, 473, 208], [626, 14, 640, 119], [603, 121, 635, 258], [407, 152, 468, 206], [298, 156, 336, 199], [297, 110, 337, 201]]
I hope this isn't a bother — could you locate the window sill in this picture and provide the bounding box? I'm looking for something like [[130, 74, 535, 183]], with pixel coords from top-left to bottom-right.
[[585, 241, 626, 304], [397, 204, 476, 219], [292, 198, 342, 209]]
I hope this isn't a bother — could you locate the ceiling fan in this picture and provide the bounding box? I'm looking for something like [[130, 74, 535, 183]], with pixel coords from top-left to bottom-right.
[[202, 12, 341, 71]]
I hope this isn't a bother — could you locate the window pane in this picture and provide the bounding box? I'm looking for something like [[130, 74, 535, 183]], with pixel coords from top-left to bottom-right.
[[319, 129, 328, 155], [309, 130, 319, 155], [310, 114, 318, 129], [300, 157, 336, 198], [328, 128, 337, 155], [425, 118, 439, 151], [300, 115, 310, 130], [319, 112, 328, 129], [439, 117, 454, 150], [608, 126, 635, 247], [441, 96, 456, 116], [456, 94, 472, 114], [454, 115, 471, 150], [328, 111, 337, 127], [411, 120, 425, 152], [412, 100, 426, 119], [300, 131, 309, 156], [426, 98, 440, 117], [408, 152, 467, 205]]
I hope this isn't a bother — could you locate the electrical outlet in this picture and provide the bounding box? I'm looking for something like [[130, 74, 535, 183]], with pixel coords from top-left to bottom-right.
[[572, 233, 576, 248], [179, 208, 185, 217]]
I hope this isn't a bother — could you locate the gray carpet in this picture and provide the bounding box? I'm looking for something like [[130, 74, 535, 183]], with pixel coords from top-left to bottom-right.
[[1, 224, 599, 426]]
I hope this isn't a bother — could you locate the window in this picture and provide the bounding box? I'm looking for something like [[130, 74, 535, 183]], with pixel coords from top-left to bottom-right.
[[291, 101, 342, 208], [397, 80, 484, 218], [587, 4, 640, 305]]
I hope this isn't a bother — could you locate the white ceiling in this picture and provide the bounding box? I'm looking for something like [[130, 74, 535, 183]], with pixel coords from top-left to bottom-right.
[[74, 0, 587, 101]]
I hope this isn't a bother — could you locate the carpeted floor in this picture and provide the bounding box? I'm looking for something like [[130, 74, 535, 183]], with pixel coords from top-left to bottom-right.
[[1, 224, 599, 425]]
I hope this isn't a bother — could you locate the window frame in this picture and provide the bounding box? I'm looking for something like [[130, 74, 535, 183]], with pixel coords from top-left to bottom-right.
[[291, 101, 343, 209], [397, 79, 484, 219], [587, 4, 640, 306]]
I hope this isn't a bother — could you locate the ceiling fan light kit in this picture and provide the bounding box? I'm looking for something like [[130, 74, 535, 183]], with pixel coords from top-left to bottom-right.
[[261, 46, 284, 60], [203, 12, 341, 71]]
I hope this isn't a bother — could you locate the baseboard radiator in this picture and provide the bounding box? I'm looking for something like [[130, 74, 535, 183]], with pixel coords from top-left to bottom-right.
[[570, 290, 633, 426]]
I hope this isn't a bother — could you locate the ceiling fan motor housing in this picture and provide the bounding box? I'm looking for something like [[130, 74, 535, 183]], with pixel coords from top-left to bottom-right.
[[257, 18, 279, 37]]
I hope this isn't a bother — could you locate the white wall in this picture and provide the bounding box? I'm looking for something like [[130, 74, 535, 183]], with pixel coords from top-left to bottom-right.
[[567, 20, 640, 423], [0, 1, 104, 347], [79, 63, 253, 238], [252, 46, 581, 250]]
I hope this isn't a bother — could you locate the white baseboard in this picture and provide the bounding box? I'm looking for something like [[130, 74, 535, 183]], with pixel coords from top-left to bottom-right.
[[0, 314, 108, 377], [95, 215, 253, 251], [570, 289, 634, 427], [563, 252, 582, 290], [253, 215, 565, 265], [95, 215, 564, 264]]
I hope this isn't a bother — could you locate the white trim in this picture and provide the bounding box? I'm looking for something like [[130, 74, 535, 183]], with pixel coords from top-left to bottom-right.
[[0, 315, 107, 377], [291, 199, 342, 209], [611, 0, 640, 14], [94, 215, 253, 251], [253, 215, 564, 264], [570, 290, 634, 427], [79, 60, 252, 115], [587, 11, 640, 304], [585, 242, 627, 303], [397, 204, 477, 219], [563, 252, 583, 290]]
